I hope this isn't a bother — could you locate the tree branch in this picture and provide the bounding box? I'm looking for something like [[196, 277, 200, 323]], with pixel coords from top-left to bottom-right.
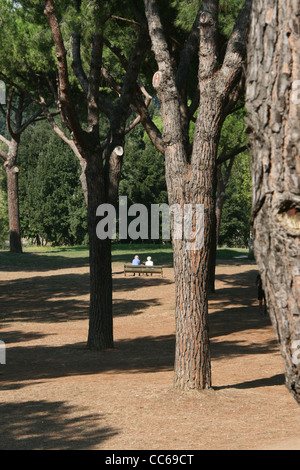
[[15, 109, 43, 135], [217, 144, 248, 165], [44, 0, 86, 150], [71, 32, 89, 95], [6, 92, 17, 140], [143, 0, 186, 164], [103, 37, 129, 70], [176, 8, 201, 92], [218, 0, 252, 96], [101, 67, 122, 95], [198, 0, 220, 80], [104, 25, 152, 201], [132, 92, 165, 155], [143, 0, 173, 77], [0, 72, 40, 106], [0, 134, 10, 147], [87, 33, 103, 133], [39, 95, 70, 145]]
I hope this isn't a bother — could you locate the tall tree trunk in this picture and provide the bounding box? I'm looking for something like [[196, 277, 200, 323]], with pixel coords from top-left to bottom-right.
[[246, 0, 300, 404], [166, 114, 221, 389], [171, 137, 218, 389], [144, 0, 252, 390], [85, 152, 114, 350], [5, 139, 22, 253], [44, 0, 149, 351]]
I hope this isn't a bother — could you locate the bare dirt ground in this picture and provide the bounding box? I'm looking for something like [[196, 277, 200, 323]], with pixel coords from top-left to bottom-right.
[[0, 259, 299, 450]]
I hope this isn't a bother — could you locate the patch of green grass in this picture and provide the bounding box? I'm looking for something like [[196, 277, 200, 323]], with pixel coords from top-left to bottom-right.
[[216, 247, 249, 259], [0, 243, 251, 271], [0, 245, 89, 271], [112, 243, 173, 266]]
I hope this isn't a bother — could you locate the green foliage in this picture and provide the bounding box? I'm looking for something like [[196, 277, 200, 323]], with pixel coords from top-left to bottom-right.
[[120, 125, 167, 207], [217, 106, 251, 248], [18, 121, 87, 246], [218, 0, 246, 37], [0, 0, 146, 95], [219, 105, 248, 156], [118, 124, 168, 242], [0, 1, 54, 80], [171, 0, 245, 37], [218, 152, 252, 248]]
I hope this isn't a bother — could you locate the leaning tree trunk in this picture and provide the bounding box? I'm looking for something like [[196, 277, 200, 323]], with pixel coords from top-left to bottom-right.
[[5, 139, 22, 253], [246, 0, 300, 404]]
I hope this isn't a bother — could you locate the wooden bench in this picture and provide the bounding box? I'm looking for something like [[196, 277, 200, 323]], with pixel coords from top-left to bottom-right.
[[124, 264, 163, 277]]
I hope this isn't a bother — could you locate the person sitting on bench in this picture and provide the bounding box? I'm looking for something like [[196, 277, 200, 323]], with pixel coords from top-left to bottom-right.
[[145, 256, 153, 266], [132, 255, 141, 266]]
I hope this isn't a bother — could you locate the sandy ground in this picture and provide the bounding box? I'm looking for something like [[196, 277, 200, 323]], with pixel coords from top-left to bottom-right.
[[0, 259, 299, 450]]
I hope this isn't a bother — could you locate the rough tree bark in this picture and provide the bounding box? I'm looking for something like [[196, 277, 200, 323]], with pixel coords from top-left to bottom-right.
[[143, 0, 252, 390], [246, 0, 300, 404]]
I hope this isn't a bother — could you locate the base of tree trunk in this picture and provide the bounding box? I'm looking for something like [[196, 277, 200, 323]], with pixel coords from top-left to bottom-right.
[[172, 243, 212, 391], [9, 230, 22, 253]]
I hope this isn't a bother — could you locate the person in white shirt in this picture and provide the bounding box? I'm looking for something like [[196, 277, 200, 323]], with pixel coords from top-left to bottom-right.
[[145, 256, 154, 266]]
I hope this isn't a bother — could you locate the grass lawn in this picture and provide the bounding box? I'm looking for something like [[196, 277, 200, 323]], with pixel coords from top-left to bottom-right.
[[0, 244, 250, 271]]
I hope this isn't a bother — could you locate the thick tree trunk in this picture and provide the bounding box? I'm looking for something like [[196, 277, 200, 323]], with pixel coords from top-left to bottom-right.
[[173, 240, 212, 389], [246, 0, 300, 404], [169, 129, 220, 390], [5, 140, 22, 253], [85, 153, 113, 350]]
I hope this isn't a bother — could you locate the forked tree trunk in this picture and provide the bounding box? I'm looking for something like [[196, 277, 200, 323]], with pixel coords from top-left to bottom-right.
[[246, 0, 300, 404], [144, 0, 252, 390]]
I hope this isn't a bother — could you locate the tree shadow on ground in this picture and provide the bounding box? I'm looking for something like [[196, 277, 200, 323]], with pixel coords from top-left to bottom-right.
[[1, 326, 280, 392], [214, 373, 285, 391], [0, 262, 281, 395], [0, 272, 172, 323], [209, 305, 272, 340], [0, 273, 90, 323], [210, 334, 278, 360], [0, 334, 176, 389], [208, 265, 272, 340], [0, 400, 117, 450]]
